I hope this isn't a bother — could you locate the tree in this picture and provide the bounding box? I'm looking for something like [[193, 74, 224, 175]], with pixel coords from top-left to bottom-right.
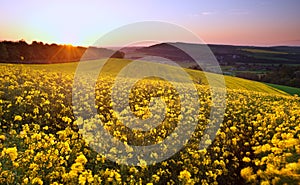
[[0, 43, 9, 61]]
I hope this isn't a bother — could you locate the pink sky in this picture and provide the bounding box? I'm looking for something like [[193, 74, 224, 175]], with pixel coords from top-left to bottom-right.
[[1, 0, 299, 46]]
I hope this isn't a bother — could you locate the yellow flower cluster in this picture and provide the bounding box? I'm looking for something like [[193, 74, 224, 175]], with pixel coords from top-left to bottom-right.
[[178, 169, 195, 184], [1, 147, 18, 161], [0, 64, 299, 184]]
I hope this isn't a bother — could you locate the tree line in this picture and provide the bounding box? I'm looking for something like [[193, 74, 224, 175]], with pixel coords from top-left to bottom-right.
[[233, 65, 300, 88], [0, 40, 124, 64]]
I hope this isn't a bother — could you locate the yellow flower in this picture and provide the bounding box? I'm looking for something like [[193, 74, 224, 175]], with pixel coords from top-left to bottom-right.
[[62, 116, 72, 124], [204, 139, 212, 145], [129, 167, 138, 173], [23, 177, 29, 184], [44, 100, 50, 105], [75, 154, 88, 164], [33, 107, 39, 114], [87, 173, 94, 183], [152, 174, 160, 182], [114, 172, 122, 182], [71, 162, 84, 172], [3, 147, 18, 161], [240, 167, 256, 182], [13, 162, 19, 167], [0, 135, 5, 140], [178, 169, 191, 180], [261, 180, 270, 185], [69, 170, 79, 178], [242, 157, 251, 163], [50, 182, 61, 185], [78, 174, 86, 185], [261, 144, 271, 152], [232, 138, 237, 145], [138, 159, 147, 168], [14, 115, 22, 121], [230, 126, 237, 132], [29, 163, 39, 170], [32, 177, 43, 185], [45, 113, 50, 118]]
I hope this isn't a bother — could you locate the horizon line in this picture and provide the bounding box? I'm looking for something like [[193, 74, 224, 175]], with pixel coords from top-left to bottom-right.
[[1, 39, 300, 48]]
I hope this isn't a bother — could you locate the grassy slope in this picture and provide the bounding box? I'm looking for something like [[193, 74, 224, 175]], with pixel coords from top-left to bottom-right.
[[265, 83, 300, 96], [0, 59, 288, 96]]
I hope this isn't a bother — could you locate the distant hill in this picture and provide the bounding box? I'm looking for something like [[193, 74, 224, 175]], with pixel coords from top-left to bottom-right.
[[0, 40, 124, 64], [122, 42, 300, 88], [124, 42, 300, 65]]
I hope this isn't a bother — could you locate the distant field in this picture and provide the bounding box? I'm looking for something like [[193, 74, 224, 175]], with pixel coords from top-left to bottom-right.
[[241, 48, 288, 55], [240, 48, 298, 63], [265, 83, 300, 96]]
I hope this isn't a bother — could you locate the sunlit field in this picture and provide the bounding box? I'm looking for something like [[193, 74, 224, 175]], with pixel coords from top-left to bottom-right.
[[0, 59, 299, 184]]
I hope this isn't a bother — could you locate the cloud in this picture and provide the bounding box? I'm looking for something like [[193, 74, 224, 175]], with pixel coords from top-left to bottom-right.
[[188, 11, 216, 17], [228, 9, 249, 15], [201, 11, 216, 16]]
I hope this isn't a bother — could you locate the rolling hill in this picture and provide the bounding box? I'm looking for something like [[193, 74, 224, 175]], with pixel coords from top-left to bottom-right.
[[0, 58, 288, 96]]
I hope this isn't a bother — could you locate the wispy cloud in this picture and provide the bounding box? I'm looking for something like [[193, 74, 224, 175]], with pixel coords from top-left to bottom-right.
[[189, 11, 216, 17], [228, 9, 249, 15], [201, 11, 216, 16]]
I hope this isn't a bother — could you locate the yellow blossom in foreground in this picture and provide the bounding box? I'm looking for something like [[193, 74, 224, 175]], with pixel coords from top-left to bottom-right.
[[138, 159, 147, 168], [0, 135, 5, 140], [70, 163, 84, 175], [14, 115, 22, 121], [152, 174, 160, 182], [33, 107, 39, 114], [178, 169, 191, 180], [240, 167, 256, 182], [2, 147, 18, 161], [261, 180, 270, 185], [32, 177, 43, 185], [242, 157, 251, 163], [78, 174, 86, 185], [0, 64, 300, 184], [75, 154, 88, 164], [23, 178, 29, 184]]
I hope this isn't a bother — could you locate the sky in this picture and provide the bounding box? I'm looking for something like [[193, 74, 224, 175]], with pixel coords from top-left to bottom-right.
[[0, 0, 300, 46]]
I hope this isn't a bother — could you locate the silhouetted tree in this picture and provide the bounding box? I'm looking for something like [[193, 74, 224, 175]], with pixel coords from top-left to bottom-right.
[[0, 40, 124, 64], [0, 43, 9, 61]]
